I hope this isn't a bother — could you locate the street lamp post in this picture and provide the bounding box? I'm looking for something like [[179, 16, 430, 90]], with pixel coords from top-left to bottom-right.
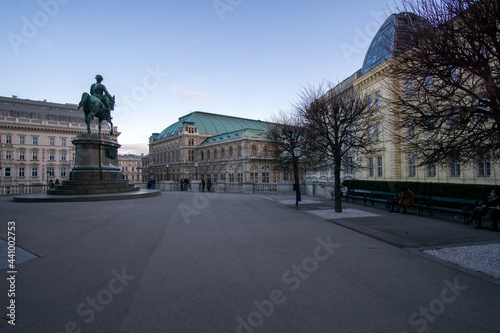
[[293, 147, 302, 207], [165, 164, 169, 181], [137, 167, 142, 183], [194, 162, 198, 180]]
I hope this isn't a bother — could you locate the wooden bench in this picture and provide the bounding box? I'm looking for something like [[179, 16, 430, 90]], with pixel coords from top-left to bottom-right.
[[413, 195, 432, 216], [347, 189, 401, 208], [346, 189, 374, 205], [346, 189, 432, 214], [419, 196, 478, 221]]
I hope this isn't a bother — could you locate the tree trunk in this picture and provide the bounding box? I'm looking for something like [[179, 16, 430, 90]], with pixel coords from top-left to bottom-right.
[[334, 155, 342, 213]]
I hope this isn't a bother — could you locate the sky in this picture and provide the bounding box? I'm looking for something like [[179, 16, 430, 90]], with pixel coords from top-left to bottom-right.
[[0, 0, 399, 155]]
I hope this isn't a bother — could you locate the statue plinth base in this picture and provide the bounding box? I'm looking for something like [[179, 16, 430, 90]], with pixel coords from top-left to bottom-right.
[[47, 134, 139, 195], [71, 134, 121, 180]]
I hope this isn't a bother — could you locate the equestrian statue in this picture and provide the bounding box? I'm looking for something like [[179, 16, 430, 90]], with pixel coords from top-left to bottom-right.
[[78, 74, 115, 135]]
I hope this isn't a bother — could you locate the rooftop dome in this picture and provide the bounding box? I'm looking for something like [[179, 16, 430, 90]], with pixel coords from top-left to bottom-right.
[[361, 12, 422, 75]]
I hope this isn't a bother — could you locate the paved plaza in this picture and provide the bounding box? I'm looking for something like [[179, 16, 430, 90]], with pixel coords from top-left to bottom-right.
[[1, 192, 500, 332]]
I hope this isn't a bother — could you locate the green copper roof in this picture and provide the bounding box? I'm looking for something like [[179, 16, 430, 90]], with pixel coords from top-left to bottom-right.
[[153, 111, 271, 140], [199, 128, 266, 145]]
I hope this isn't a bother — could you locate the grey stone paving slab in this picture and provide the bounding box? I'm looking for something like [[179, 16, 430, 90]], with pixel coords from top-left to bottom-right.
[[307, 208, 381, 219], [0, 239, 38, 269]]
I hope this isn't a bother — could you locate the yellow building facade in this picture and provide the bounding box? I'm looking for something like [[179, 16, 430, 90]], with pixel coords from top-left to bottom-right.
[[309, 13, 499, 186]]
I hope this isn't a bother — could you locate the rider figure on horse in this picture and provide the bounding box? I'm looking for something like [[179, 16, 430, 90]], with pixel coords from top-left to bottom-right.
[[91, 75, 113, 117]]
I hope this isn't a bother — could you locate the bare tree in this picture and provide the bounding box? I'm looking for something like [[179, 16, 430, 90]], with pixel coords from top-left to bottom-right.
[[294, 81, 374, 213], [389, 0, 500, 167], [267, 110, 321, 169], [266, 111, 315, 204]]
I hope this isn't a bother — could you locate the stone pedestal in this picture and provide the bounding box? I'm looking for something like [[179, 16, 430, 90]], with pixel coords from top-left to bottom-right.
[[191, 180, 201, 192], [71, 134, 121, 181], [243, 181, 254, 194], [47, 134, 139, 195]]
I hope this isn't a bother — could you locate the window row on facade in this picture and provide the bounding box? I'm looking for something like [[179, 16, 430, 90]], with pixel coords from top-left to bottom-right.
[[3, 165, 70, 178], [0, 150, 75, 162], [0, 134, 70, 146]]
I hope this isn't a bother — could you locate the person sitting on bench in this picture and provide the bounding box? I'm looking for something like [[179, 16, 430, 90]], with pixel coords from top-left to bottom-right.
[[391, 186, 416, 214], [465, 189, 499, 229]]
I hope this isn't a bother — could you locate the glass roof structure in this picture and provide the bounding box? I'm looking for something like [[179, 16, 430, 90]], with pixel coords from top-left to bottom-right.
[[361, 12, 421, 75]]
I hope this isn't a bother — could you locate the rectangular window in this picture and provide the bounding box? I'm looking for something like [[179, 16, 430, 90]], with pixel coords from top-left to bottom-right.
[[345, 156, 354, 174], [49, 138, 55, 146], [20, 136, 25, 145], [369, 158, 374, 177], [61, 152, 67, 161], [408, 155, 416, 177], [229, 174, 235, 182], [33, 137, 38, 145], [32, 151, 38, 160], [213, 174, 218, 182], [19, 151, 25, 160], [218, 173, 224, 181], [407, 117, 415, 138], [61, 167, 67, 177], [61, 138, 67, 146], [18, 167, 25, 177], [377, 156, 383, 177], [262, 172, 270, 183], [368, 95, 373, 110], [49, 152, 55, 161], [188, 149, 194, 161], [478, 155, 491, 177], [5, 167, 11, 177], [450, 160, 460, 177], [47, 167, 55, 177], [6, 135, 12, 144], [376, 123, 382, 141], [31, 167, 38, 177], [237, 173, 243, 183], [427, 164, 436, 177], [375, 90, 381, 108], [272, 172, 279, 183], [5, 151, 12, 160]]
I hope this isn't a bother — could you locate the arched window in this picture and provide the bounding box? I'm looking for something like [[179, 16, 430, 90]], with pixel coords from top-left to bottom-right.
[[221, 148, 226, 158], [214, 149, 218, 159], [201, 151, 204, 160], [251, 145, 256, 156], [263, 146, 268, 158], [237, 146, 242, 157], [229, 147, 233, 157], [207, 150, 211, 160]]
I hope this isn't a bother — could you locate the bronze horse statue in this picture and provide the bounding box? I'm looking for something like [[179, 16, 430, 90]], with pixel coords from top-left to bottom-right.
[[78, 92, 115, 135]]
